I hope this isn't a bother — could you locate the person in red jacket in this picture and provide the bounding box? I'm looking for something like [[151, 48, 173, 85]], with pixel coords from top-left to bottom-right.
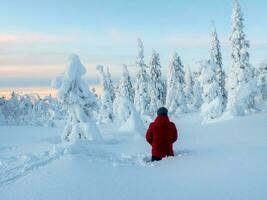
[[146, 107, 178, 161]]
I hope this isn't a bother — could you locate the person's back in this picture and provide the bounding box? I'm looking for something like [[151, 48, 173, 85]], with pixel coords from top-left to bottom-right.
[[146, 107, 178, 161]]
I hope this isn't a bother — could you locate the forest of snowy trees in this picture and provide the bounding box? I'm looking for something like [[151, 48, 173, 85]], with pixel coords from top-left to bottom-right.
[[0, 0, 266, 135]]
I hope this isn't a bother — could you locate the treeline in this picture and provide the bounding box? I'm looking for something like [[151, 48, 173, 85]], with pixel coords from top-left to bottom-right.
[[0, 0, 266, 129]]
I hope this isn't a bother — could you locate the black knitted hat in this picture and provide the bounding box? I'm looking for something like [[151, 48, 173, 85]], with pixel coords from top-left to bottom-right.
[[157, 107, 168, 116]]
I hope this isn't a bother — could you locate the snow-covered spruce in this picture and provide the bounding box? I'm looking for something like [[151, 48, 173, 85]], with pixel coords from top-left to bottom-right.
[[0, 97, 5, 125], [199, 60, 224, 121], [134, 38, 150, 116], [106, 67, 116, 102], [113, 65, 134, 122], [119, 64, 134, 103], [258, 61, 267, 102], [210, 21, 227, 109], [148, 50, 166, 115], [52, 54, 102, 142], [184, 65, 194, 108], [166, 52, 188, 114], [192, 80, 203, 110], [191, 62, 205, 110], [96, 65, 114, 123], [33, 95, 66, 127], [227, 0, 257, 116]]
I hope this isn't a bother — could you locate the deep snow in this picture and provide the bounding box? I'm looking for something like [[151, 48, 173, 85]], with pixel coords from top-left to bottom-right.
[[0, 112, 267, 200]]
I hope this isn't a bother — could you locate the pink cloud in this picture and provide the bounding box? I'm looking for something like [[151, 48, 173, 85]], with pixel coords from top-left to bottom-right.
[[0, 33, 74, 44], [0, 34, 18, 43]]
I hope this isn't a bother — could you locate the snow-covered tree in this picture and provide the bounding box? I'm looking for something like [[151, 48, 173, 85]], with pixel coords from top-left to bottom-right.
[[0, 97, 6, 125], [166, 52, 187, 114], [113, 65, 134, 122], [96, 65, 114, 123], [148, 50, 166, 115], [119, 64, 134, 102], [134, 38, 150, 116], [199, 60, 224, 121], [258, 61, 267, 101], [184, 65, 194, 107], [0, 92, 65, 127], [52, 54, 102, 142], [31, 95, 51, 126], [6, 93, 38, 125], [42, 95, 66, 127], [210, 21, 227, 109], [227, 0, 257, 116], [191, 61, 205, 110], [106, 67, 115, 102], [192, 80, 203, 110]]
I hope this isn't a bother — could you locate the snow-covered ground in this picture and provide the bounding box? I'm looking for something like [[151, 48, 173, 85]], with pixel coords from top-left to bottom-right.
[[0, 112, 267, 200]]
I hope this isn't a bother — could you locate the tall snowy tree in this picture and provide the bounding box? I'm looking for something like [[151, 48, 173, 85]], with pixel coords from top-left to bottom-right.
[[210, 21, 227, 109], [0, 97, 6, 125], [148, 50, 166, 115], [227, 0, 257, 115], [119, 64, 134, 102], [193, 61, 208, 110], [113, 65, 134, 122], [184, 65, 194, 107], [106, 67, 115, 102], [192, 80, 203, 110], [96, 65, 114, 123], [258, 61, 267, 101], [134, 38, 150, 116], [52, 54, 102, 142], [199, 60, 224, 121], [166, 52, 187, 114]]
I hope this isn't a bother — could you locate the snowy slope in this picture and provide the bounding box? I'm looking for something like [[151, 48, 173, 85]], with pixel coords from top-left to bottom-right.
[[0, 112, 267, 200]]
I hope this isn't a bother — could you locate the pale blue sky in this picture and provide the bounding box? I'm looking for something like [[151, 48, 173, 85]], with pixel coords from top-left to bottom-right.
[[0, 0, 267, 88]]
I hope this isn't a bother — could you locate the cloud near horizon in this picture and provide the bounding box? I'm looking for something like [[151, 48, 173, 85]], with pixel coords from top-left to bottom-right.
[[0, 27, 267, 89]]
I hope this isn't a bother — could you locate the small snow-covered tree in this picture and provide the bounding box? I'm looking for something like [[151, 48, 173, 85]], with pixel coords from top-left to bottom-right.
[[106, 67, 115, 102], [227, 0, 257, 116], [0, 97, 6, 125], [166, 52, 187, 114], [13, 94, 34, 125], [210, 21, 227, 109], [43, 95, 66, 127], [4, 92, 20, 124], [119, 64, 134, 102], [199, 60, 224, 121], [1, 93, 32, 125], [192, 80, 203, 110], [113, 65, 134, 122], [96, 65, 114, 123], [148, 50, 166, 115], [184, 65, 194, 107], [192, 61, 205, 110], [52, 54, 102, 142], [0, 93, 65, 127], [134, 38, 150, 116], [258, 61, 267, 101], [193, 61, 206, 83]]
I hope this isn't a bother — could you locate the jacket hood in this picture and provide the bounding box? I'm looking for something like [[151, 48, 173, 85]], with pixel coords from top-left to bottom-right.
[[155, 115, 170, 124]]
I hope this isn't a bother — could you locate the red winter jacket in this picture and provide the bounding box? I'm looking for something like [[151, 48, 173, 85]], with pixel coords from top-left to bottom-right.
[[146, 115, 178, 158]]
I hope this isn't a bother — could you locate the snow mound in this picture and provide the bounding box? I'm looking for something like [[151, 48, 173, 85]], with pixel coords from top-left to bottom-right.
[[202, 111, 234, 124], [119, 102, 146, 136]]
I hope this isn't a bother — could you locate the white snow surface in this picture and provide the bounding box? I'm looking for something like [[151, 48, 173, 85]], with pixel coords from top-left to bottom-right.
[[0, 112, 267, 200]]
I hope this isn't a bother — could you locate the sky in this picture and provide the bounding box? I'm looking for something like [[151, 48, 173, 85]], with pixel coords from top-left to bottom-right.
[[0, 0, 267, 95]]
